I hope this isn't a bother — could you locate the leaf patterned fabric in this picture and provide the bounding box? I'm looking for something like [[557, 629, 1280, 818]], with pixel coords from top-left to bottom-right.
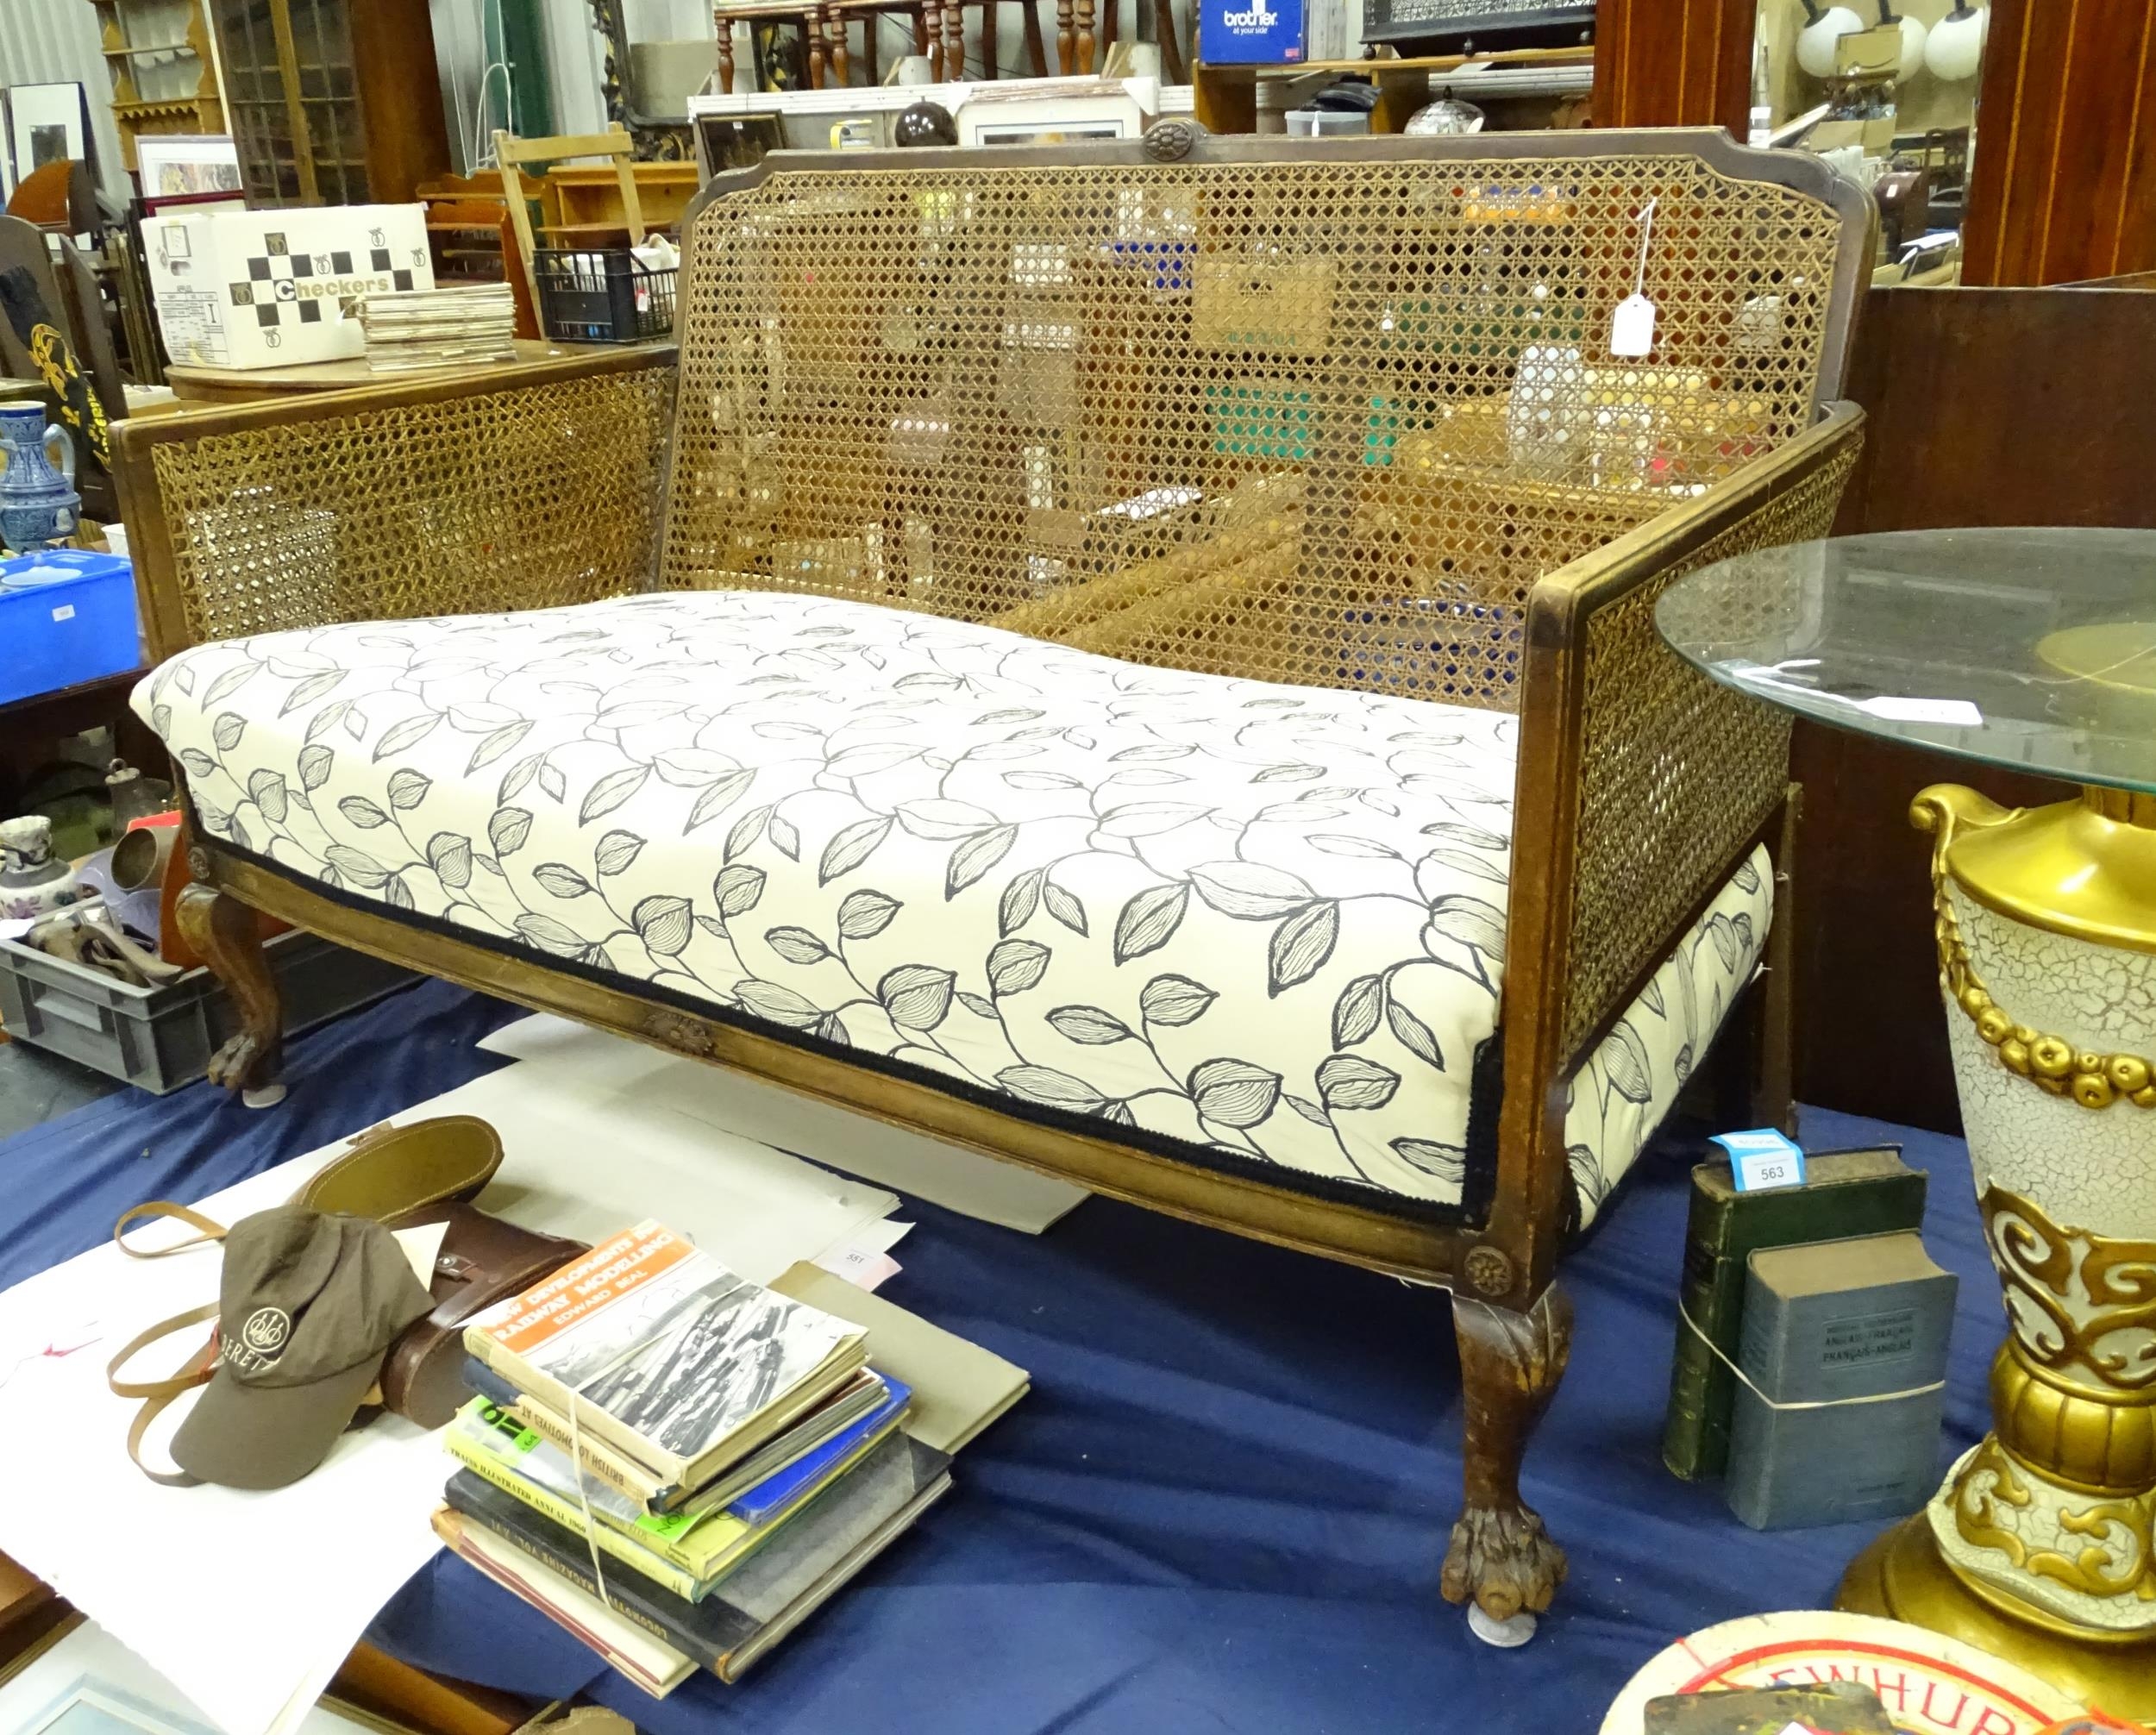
[[1561, 847, 1770, 1227], [135, 590, 1763, 1225]]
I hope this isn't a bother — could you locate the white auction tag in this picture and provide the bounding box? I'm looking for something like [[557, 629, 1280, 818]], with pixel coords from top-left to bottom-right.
[[813, 1242, 901, 1292], [1610, 292, 1657, 357], [1712, 1127, 1807, 1193]]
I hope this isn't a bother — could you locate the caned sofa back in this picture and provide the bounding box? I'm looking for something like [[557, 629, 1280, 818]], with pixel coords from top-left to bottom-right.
[[655, 131, 1865, 713]]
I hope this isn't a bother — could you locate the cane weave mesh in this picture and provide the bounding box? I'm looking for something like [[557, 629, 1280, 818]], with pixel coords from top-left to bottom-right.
[[148, 366, 674, 653], [661, 152, 1844, 709], [1561, 434, 1859, 1058]]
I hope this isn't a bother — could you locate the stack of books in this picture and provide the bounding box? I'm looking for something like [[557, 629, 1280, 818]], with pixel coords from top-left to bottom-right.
[[438, 1223, 956, 1694], [359, 283, 517, 373]]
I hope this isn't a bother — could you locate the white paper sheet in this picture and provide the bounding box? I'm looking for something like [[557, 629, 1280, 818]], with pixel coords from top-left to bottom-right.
[[0, 1062, 900, 1735], [479, 1013, 1089, 1233]]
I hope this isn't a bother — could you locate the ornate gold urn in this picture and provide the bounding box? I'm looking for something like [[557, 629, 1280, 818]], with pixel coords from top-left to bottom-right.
[[1839, 784, 2156, 1715]]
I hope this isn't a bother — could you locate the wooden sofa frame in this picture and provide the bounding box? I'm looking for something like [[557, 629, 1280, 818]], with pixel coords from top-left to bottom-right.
[[115, 127, 1870, 1627]]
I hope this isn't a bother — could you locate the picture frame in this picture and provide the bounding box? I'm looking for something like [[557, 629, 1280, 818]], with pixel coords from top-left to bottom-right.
[[19, 1677, 220, 1735], [131, 135, 243, 203], [953, 89, 1144, 147], [3, 84, 95, 188]]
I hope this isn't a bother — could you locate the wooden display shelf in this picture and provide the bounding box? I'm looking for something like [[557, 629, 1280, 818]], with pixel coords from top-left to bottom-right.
[[1192, 44, 1593, 133]]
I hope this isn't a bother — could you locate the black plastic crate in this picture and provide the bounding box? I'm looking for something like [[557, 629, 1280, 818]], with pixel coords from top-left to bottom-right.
[[532, 247, 678, 343]]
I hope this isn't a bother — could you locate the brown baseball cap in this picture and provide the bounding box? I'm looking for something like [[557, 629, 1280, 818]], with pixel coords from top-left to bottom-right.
[[172, 1206, 434, 1489]]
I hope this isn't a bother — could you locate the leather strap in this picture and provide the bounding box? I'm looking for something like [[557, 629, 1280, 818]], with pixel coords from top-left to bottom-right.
[[114, 1200, 228, 1260], [107, 1301, 220, 1488]]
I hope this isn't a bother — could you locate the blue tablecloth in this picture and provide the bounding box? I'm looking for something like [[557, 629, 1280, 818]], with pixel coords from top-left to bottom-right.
[[0, 980, 1998, 1732]]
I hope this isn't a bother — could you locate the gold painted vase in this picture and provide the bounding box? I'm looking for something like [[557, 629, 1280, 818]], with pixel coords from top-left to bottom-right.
[[1839, 785, 2156, 1714]]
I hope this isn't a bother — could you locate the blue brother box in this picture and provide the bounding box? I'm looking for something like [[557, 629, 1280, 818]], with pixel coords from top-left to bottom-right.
[[0, 549, 141, 705], [1200, 0, 1308, 62]]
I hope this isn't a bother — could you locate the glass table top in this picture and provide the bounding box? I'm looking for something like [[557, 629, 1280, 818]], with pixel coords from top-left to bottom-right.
[[1655, 528, 2156, 796]]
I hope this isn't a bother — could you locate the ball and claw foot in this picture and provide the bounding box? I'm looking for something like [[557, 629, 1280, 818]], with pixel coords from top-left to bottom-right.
[[1441, 1502, 1567, 1625], [206, 1030, 273, 1093]]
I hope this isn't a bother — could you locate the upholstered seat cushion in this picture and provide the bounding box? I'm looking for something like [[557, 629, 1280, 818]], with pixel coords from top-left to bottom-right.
[[135, 590, 1766, 1226]]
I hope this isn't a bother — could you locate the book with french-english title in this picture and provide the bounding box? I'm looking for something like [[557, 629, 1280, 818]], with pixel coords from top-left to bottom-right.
[[465, 1221, 868, 1490], [443, 1432, 953, 1682], [1661, 1145, 1925, 1481], [1726, 1231, 1955, 1531]]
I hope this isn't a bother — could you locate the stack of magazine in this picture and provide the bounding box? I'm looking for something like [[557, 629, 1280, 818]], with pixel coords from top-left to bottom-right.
[[437, 1223, 968, 1695], [360, 283, 517, 372]]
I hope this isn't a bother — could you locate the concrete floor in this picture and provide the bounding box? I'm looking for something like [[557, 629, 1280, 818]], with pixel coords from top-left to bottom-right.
[[0, 1037, 124, 1142]]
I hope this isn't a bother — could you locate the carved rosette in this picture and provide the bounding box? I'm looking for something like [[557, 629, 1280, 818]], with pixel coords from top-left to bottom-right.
[[644, 1008, 716, 1056]]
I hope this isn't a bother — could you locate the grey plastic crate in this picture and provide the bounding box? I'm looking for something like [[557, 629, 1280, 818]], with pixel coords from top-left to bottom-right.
[[0, 927, 416, 1093]]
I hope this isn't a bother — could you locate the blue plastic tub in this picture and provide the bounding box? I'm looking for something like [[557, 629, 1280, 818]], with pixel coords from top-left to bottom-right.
[[0, 549, 142, 705]]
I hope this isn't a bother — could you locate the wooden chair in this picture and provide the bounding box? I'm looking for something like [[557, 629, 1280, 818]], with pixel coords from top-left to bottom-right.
[[715, 0, 1057, 88], [416, 172, 542, 341], [492, 126, 646, 325], [4, 161, 99, 238]]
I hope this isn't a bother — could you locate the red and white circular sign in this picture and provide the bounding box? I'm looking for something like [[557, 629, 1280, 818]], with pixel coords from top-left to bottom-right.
[[1601, 1611, 2082, 1735]]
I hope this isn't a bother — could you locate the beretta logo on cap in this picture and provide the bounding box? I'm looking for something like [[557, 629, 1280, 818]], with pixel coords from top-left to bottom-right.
[[230, 1305, 292, 1370]]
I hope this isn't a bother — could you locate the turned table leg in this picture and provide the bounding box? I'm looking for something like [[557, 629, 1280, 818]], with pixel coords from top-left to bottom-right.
[[806, 7, 827, 87], [924, 0, 943, 78], [717, 16, 736, 92], [175, 878, 283, 1096], [941, 0, 964, 78], [1074, 0, 1093, 72], [1056, 0, 1073, 73], [1442, 1282, 1574, 1622], [827, 3, 850, 85], [980, 0, 999, 77]]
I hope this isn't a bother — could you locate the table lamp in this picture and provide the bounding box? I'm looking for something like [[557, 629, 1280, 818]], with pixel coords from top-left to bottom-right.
[[1875, 0, 1927, 79], [1925, 1, 1987, 80], [1796, 0, 1865, 78]]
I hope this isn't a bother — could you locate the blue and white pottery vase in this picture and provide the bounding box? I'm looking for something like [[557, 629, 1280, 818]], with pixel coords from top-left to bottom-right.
[[0, 405, 79, 553], [0, 816, 86, 920]]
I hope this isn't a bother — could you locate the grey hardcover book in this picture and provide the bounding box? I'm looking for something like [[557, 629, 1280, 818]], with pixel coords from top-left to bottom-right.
[[1727, 1231, 1956, 1531]]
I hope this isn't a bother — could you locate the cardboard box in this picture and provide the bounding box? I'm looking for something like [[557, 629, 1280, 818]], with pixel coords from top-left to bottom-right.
[[1200, 0, 1310, 64], [143, 204, 434, 370]]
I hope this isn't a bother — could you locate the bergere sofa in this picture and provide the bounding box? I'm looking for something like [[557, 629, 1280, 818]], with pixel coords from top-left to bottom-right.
[[118, 127, 1867, 1628]]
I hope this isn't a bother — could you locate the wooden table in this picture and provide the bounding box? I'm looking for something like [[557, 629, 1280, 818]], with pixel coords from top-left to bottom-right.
[[164, 338, 645, 404]]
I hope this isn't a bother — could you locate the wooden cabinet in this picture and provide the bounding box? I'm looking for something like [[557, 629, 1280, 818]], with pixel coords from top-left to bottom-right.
[[206, 0, 451, 207], [86, 0, 225, 174]]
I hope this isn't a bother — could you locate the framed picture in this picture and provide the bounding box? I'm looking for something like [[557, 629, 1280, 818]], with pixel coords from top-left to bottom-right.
[[19, 1678, 219, 1735], [953, 90, 1144, 147], [3, 84, 94, 187], [0, 1618, 386, 1735], [132, 135, 243, 203], [693, 112, 786, 175]]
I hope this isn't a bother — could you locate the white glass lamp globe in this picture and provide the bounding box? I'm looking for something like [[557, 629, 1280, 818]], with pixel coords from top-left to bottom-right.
[[1925, 2, 1988, 81], [1796, 2, 1865, 78], [1879, 3, 1928, 79]]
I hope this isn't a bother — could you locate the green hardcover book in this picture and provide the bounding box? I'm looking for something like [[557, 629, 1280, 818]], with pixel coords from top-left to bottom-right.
[[1661, 1143, 1925, 1481]]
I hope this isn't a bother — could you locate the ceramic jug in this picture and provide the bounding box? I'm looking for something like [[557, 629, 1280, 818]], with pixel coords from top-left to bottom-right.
[[0, 815, 87, 920], [0, 404, 79, 553]]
